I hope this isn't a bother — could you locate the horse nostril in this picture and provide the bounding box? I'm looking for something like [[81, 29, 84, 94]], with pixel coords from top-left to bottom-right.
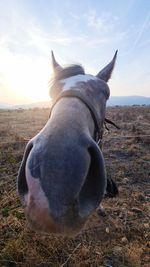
[[78, 176, 99, 217], [78, 144, 106, 218], [17, 141, 33, 196]]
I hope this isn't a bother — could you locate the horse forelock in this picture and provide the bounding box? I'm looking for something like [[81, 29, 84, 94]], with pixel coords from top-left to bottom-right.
[[49, 64, 85, 99], [50, 65, 84, 86]]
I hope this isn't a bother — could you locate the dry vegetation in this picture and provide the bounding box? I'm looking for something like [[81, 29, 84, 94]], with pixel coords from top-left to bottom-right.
[[0, 106, 150, 267]]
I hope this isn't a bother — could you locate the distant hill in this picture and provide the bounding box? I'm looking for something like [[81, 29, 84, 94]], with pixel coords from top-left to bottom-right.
[[0, 96, 150, 109], [0, 102, 14, 109], [12, 101, 51, 109], [0, 101, 51, 109], [108, 96, 150, 106]]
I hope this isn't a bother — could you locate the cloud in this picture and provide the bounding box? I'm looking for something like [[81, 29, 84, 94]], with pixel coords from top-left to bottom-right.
[[0, 4, 129, 104], [85, 8, 118, 32], [0, 14, 51, 104], [0, 1, 150, 103], [0, 3, 127, 58], [86, 9, 105, 29], [132, 11, 150, 49]]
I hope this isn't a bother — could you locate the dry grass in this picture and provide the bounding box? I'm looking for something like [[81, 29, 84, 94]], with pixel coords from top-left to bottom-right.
[[0, 106, 150, 267]]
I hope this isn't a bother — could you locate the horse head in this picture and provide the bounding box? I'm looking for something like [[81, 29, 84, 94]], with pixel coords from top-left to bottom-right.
[[17, 51, 117, 236]]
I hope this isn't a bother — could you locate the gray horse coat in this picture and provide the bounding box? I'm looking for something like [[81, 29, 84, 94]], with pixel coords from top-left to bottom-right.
[[17, 51, 117, 235]]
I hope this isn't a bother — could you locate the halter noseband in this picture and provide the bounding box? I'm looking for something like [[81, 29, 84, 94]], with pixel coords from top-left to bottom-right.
[[49, 89, 104, 144], [49, 89, 120, 146]]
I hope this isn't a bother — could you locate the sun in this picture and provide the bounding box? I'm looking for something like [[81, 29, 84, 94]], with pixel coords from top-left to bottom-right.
[[11, 58, 52, 103], [0, 48, 53, 104]]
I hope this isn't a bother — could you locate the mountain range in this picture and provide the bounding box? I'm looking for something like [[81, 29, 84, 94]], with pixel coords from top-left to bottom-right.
[[107, 96, 150, 106], [0, 96, 150, 109]]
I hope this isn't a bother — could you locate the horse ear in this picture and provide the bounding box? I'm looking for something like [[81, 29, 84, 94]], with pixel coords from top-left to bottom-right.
[[96, 50, 118, 82], [51, 51, 62, 73]]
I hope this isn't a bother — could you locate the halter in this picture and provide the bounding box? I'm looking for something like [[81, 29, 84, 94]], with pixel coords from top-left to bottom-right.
[[49, 89, 120, 145], [49, 89, 103, 143]]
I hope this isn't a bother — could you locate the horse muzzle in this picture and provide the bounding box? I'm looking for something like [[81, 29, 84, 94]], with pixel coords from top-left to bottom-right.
[[22, 192, 87, 236]]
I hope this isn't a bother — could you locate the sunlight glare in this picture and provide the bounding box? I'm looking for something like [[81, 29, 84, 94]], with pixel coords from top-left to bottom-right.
[[0, 46, 52, 104]]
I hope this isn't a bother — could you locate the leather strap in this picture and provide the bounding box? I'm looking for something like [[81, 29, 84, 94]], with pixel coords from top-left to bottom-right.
[[49, 90, 103, 143]]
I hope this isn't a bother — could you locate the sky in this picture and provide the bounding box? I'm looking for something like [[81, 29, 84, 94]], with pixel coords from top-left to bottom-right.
[[0, 0, 150, 104]]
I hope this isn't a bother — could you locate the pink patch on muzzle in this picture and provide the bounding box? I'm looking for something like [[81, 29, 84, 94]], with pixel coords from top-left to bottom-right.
[[22, 165, 62, 234]]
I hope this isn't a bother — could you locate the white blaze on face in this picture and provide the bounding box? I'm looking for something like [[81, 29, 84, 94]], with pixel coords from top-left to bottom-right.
[[62, 74, 98, 91]]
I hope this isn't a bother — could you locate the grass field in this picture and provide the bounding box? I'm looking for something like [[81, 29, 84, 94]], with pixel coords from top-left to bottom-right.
[[0, 106, 150, 267]]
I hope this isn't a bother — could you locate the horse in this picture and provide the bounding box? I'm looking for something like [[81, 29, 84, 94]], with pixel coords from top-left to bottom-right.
[[17, 51, 118, 236]]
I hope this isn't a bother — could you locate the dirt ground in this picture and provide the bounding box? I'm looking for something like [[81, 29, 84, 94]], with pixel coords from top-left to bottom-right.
[[0, 106, 150, 267]]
